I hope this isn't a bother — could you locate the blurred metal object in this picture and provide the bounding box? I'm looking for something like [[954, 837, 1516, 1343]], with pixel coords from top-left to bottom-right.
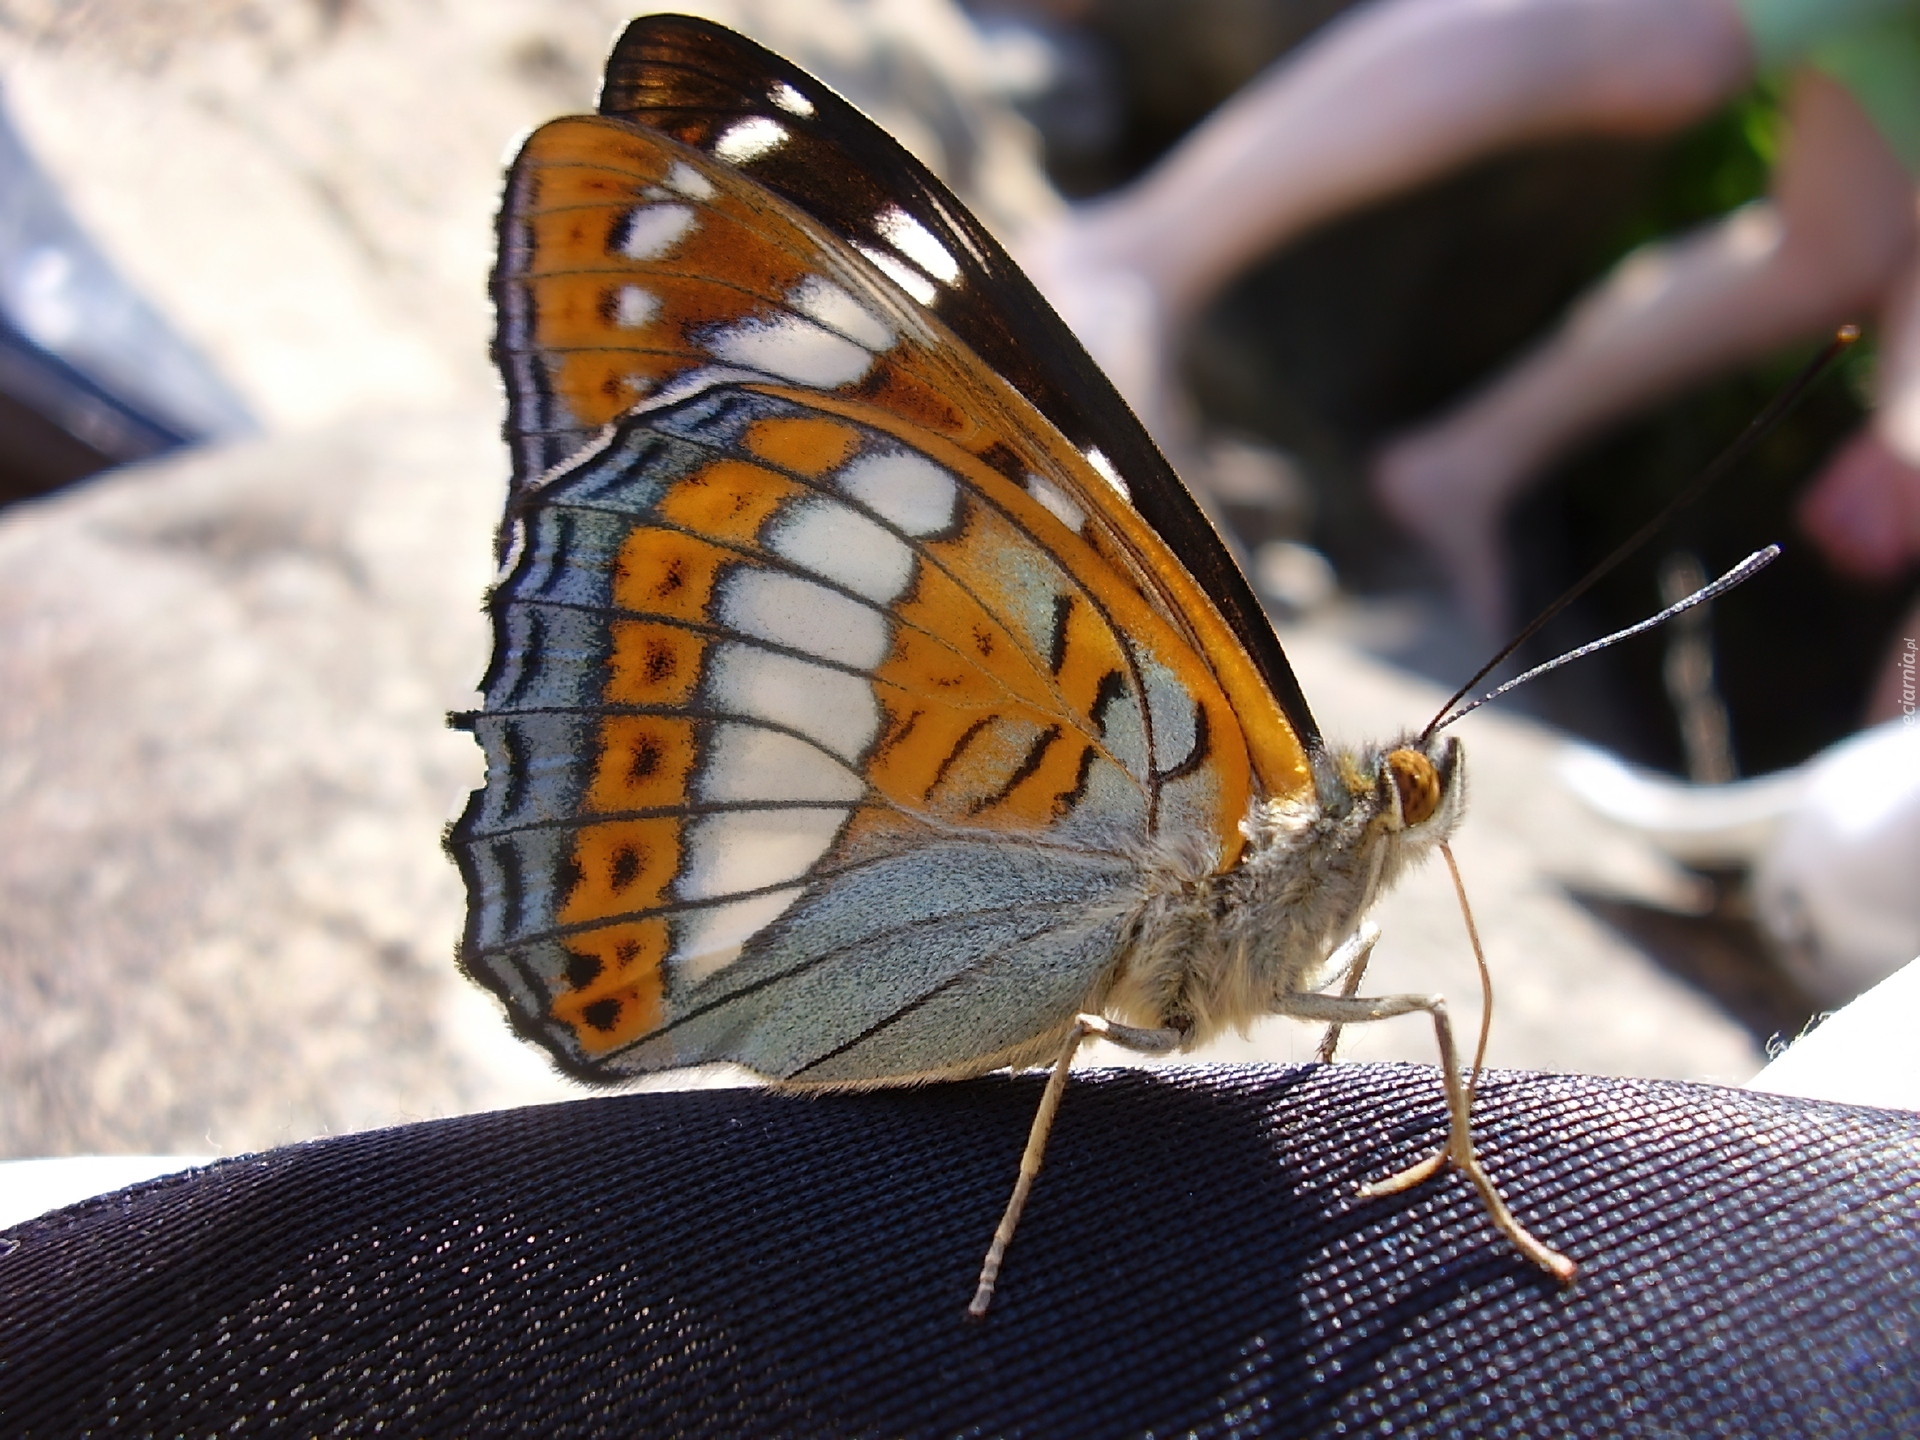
[[0, 83, 252, 505], [1754, 720, 1920, 1007], [1557, 741, 1805, 868], [1562, 719, 1920, 1009], [1659, 549, 1738, 784]]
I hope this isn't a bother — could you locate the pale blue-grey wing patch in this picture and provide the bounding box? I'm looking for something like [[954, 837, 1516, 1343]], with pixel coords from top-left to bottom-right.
[[462, 824, 584, 954], [1047, 748, 1151, 846], [599, 840, 1137, 1079], [1090, 666, 1149, 783], [992, 542, 1087, 665], [1139, 650, 1224, 836]]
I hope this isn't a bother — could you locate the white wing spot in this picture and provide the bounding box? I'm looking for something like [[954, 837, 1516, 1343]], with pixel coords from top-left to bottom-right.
[[707, 644, 881, 763], [769, 81, 815, 117], [612, 284, 660, 329], [855, 243, 938, 305], [698, 723, 864, 804], [718, 569, 891, 670], [707, 312, 874, 388], [664, 161, 715, 200], [1085, 447, 1129, 501], [617, 203, 696, 261], [680, 809, 845, 903], [1026, 474, 1086, 532], [713, 116, 788, 164], [768, 498, 915, 603], [671, 886, 804, 985], [836, 450, 958, 536], [876, 205, 959, 283], [787, 274, 894, 350]]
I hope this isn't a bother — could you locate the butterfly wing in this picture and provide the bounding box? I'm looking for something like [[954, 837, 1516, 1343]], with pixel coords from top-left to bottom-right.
[[453, 22, 1315, 1085], [592, 13, 1319, 767]]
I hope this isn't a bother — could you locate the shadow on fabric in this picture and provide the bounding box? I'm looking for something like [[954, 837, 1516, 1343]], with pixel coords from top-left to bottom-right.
[[1, 1063, 1916, 1436]]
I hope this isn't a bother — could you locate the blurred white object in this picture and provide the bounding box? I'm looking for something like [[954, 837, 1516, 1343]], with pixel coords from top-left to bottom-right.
[[1753, 720, 1920, 1006], [1748, 955, 1920, 1110], [1562, 720, 1920, 1005], [1556, 741, 1808, 866]]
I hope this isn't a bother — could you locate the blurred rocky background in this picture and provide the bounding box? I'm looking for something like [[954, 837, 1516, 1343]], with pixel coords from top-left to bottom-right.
[[4, 0, 1878, 1158]]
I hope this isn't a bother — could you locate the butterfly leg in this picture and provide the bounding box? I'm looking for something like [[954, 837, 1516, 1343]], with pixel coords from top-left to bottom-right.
[[968, 1013, 1182, 1319], [1313, 920, 1382, 1063], [1277, 989, 1576, 1284]]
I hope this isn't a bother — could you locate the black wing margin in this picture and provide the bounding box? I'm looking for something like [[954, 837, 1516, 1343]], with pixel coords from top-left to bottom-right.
[[596, 13, 1323, 754]]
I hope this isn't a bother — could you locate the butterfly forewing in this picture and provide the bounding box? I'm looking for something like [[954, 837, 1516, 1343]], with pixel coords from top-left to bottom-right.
[[463, 112, 1296, 1082], [598, 13, 1324, 763]]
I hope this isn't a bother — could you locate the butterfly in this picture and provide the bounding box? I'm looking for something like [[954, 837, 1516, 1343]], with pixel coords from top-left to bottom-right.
[[449, 12, 1574, 1316]]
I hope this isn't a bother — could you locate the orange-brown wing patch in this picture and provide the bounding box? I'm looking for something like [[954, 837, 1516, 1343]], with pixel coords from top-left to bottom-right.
[[654, 458, 805, 544], [558, 817, 681, 927], [776, 372, 1302, 808], [583, 715, 698, 815], [775, 386, 1253, 843], [604, 620, 707, 708], [609, 527, 730, 623], [743, 414, 862, 476], [549, 919, 669, 1056], [499, 117, 892, 474], [881, 560, 1059, 715]]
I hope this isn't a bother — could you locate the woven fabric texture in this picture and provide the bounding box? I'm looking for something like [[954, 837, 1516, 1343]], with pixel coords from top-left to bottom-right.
[[2, 1063, 1916, 1436]]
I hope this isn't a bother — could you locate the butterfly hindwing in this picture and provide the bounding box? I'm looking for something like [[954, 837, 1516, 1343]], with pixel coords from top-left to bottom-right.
[[457, 35, 1313, 1084], [462, 363, 1238, 1072]]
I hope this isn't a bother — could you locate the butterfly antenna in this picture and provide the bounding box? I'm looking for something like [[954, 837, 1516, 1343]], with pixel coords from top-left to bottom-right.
[[1420, 325, 1859, 742], [1433, 544, 1779, 732]]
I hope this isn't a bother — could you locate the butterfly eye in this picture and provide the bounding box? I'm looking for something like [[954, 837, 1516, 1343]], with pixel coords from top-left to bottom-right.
[[1385, 748, 1441, 827]]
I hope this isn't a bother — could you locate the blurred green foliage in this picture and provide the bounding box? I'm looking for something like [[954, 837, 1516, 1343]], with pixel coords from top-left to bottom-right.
[[1599, 81, 1877, 402], [1600, 83, 1783, 262]]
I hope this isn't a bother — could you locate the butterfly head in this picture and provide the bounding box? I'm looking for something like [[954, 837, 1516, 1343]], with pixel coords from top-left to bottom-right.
[[1383, 739, 1458, 833], [1186, 734, 1467, 1038], [1310, 733, 1465, 845]]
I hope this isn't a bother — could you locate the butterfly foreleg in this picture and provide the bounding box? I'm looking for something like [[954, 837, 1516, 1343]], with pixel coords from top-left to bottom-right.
[[967, 1013, 1182, 1320], [1275, 989, 1576, 1285], [1312, 920, 1383, 1064]]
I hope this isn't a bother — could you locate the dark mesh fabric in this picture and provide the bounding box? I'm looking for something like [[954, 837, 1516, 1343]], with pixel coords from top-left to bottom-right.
[[2, 1063, 1915, 1436]]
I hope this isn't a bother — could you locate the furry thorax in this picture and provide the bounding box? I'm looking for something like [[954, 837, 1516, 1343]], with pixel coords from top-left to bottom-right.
[[1103, 734, 1466, 1048]]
